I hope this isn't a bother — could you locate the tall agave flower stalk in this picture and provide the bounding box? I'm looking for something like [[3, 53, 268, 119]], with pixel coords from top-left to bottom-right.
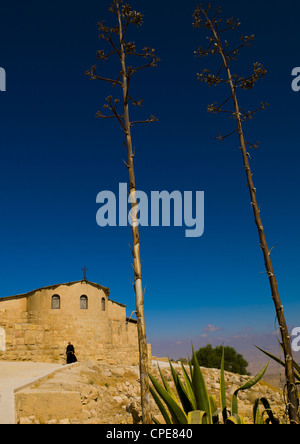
[[193, 3, 299, 424], [86, 0, 159, 424]]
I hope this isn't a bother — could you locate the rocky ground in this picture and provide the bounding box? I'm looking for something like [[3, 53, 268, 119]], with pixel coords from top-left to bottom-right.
[[16, 359, 288, 424]]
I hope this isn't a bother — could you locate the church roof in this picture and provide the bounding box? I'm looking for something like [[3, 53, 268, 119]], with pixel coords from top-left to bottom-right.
[[0, 279, 138, 322], [0, 279, 129, 307]]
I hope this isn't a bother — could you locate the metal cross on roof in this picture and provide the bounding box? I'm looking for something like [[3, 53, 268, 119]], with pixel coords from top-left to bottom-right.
[[82, 266, 88, 280]]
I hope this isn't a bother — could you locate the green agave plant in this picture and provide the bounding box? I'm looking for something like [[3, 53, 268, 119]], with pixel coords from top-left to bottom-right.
[[149, 346, 281, 424]]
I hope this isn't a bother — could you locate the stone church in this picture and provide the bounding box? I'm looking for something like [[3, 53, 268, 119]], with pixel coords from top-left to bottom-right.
[[0, 279, 149, 365]]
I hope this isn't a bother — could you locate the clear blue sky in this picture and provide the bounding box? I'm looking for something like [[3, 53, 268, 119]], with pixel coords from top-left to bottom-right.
[[0, 0, 299, 361]]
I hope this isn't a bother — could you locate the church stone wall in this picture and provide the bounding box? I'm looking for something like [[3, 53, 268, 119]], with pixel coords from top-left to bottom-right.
[[0, 281, 151, 365], [0, 296, 27, 323]]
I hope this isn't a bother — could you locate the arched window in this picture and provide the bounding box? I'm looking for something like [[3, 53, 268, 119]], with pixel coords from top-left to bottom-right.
[[80, 295, 88, 310], [101, 297, 105, 312], [51, 294, 60, 310]]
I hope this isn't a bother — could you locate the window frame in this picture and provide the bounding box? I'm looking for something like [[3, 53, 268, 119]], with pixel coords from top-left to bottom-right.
[[51, 294, 61, 310], [80, 294, 88, 310]]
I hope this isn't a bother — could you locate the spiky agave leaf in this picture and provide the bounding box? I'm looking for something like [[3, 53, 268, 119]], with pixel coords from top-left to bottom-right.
[[149, 384, 172, 425], [209, 395, 220, 424], [231, 363, 269, 415], [181, 361, 197, 411], [188, 410, 208, 424], [220, 346, 228, 423], [168, 360, 194, 414], [253, 397, 281, 425], [148, 372, 188, 424], [226, 414, 246, 424], [157, 364, 178, 402], [191, 345, 212, 424], [255, 344, 300, 381]]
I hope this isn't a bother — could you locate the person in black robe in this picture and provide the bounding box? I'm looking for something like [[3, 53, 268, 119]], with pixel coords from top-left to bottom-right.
[[66, 342, 77, 364]]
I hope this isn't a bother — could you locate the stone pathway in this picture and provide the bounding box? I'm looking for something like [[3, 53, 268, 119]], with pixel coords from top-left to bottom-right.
[[0, 362, 64, 424]]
